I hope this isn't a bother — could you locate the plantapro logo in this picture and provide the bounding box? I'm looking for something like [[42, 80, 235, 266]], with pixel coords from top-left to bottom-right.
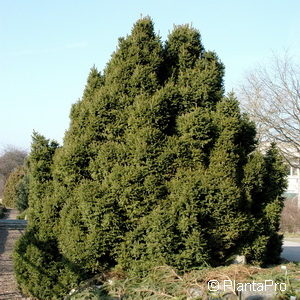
[[207, 279, 286, 293]]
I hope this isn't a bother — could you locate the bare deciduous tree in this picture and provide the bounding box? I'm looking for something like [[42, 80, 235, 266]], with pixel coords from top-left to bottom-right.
[[238, 53, 300, 166], [280, 195, 300, 233]]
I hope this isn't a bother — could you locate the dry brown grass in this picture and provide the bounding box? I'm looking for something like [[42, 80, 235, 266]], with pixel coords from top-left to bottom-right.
[[66, 263, 300, 299]]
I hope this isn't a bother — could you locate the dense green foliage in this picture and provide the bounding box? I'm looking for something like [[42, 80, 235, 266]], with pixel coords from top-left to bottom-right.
[[2, 161, 29, 211], [14, 132, 81, 299], [2, 166, 24, 208], [15, 172, 29, 212], [0, 147, 27, 197], [14, 18, 287, 299]]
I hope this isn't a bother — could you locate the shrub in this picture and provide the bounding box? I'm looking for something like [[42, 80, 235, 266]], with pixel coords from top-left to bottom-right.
[[14, 18, 287, 299], [0, 147, 27, 197], [16, 173, 29, 212], [2, 166, 24, 208]]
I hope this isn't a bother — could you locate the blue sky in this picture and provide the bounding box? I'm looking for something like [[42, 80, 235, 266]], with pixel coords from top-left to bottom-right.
[[1, 0, 300, 151]]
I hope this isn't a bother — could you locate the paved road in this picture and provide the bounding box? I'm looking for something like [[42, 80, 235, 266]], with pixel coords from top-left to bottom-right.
[[282, 239, 300, 262], [0, 209, 29, 300], [0, 219, 27, 229]]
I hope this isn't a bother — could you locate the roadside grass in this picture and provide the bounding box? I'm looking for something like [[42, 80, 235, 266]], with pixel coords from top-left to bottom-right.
[[65, 263, 300, 299]]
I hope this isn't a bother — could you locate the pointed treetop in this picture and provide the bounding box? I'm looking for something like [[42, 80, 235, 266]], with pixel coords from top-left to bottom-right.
[[82, 66, 103, 102], [131, 16, 156, 39], [165, 24, 204, 71], [104, 16, 163, 95]]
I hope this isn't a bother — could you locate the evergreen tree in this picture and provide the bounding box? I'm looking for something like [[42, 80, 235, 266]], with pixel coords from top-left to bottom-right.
[[241, 144, 287, 264], [26, 132, 59, 221], [54, 67, 103, 186], [14, 18, 287, 299], [57, 17, 165, 278], [16, 172, 29, 212], [13, 132, 79, 299], [2, 166, 24, 208]]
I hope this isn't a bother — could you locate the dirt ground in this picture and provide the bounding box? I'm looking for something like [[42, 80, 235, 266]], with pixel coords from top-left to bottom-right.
[[0, 209, 30, 300]]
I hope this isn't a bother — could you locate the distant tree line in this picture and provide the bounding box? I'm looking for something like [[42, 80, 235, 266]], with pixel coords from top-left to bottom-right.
[[13, 18, 287, 299]]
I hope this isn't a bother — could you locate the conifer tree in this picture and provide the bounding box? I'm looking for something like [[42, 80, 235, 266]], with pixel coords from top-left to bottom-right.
[[54, 67, 103, 186], [2, 166, 24, 208], [57, 16, 165, 277], [26, 132, 59, 221], [14, 18, 287, 299], [15, 167, 29, 212], [241, 144, 287, 264], [13, 133, 78, 299]]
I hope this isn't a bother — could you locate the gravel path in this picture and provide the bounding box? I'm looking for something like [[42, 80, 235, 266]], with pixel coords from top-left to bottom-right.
[[0, 209, 29, 300]]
